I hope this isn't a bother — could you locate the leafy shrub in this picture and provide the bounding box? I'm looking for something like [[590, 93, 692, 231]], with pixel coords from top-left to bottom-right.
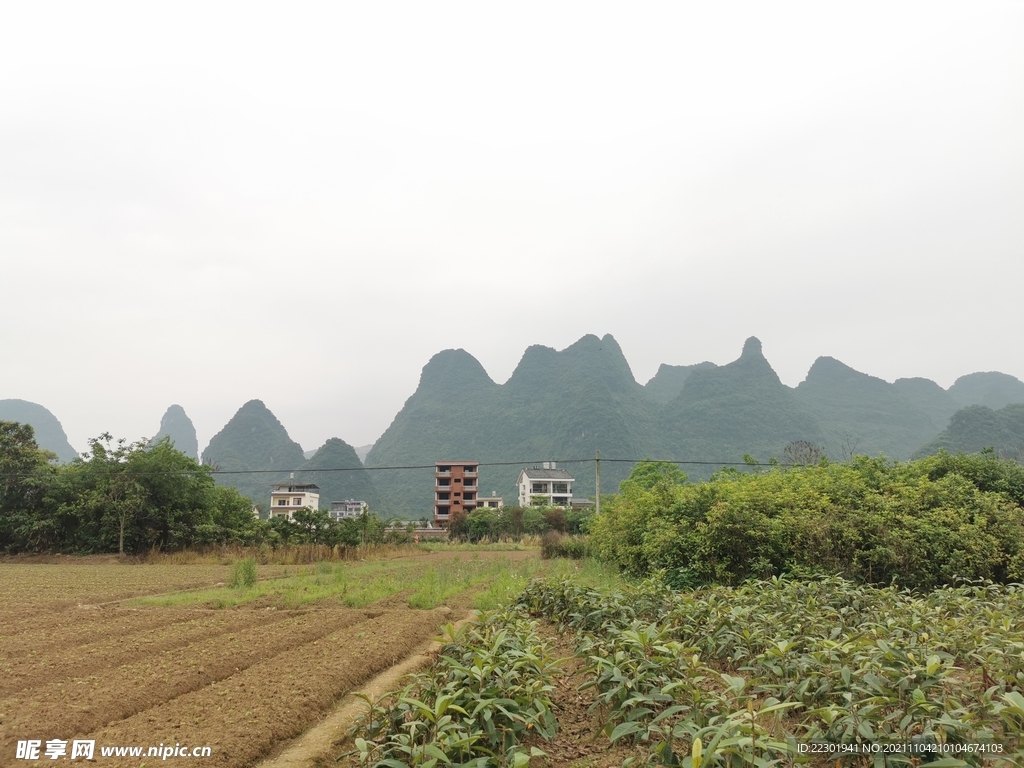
[[522, 576, 1024, 766], [228, 556, 257, 588], [540, 531, 590, 559], [591, 454, 1024, 589], [349, 608, 557, 766]]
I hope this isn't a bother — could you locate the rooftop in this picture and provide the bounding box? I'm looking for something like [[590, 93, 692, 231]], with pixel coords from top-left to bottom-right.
[[271, 482, 320, 491], [520, 467, 575, 480]]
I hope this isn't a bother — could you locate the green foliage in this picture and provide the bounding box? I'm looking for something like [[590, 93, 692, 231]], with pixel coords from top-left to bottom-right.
[[540, 531, 589, 559], [0, 421, 59, 551], [228, 556, 258, 588], [591, 453, 1024, 589], [448, 504, 594, 544], [519, 576, 1024, 766], [0, 425, 266, 554], [349, 608, 558, 767]]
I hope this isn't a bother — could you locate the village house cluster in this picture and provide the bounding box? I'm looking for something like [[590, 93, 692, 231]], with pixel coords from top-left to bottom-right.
[[263, 461, 594, 530], [433, 460, 592, 528]]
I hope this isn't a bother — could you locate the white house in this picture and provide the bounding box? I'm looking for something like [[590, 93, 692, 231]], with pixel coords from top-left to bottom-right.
[[516, 462, 574, 507], [478, 492, 503, 509], [269, 481, 320, 520], [329, 500, 368, 520]]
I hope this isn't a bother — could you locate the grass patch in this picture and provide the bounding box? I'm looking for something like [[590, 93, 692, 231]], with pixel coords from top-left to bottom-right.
[[228, 557, 257, 589], [129, 559, 425, 609], [472, 557, 547, 611]]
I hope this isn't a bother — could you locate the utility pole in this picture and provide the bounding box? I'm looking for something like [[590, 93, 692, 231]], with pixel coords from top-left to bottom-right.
[[595, 450, 601, 515]]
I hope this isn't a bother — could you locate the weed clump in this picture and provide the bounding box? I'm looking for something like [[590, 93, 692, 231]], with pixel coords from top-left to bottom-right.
[[228, 556, 258, 589]]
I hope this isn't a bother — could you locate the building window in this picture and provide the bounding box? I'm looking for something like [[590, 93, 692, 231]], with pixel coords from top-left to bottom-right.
[[531, 483, 548, 493], [552, 483, 568, 494], [294, 498, 302, 505], [277, 499, 287, 506]]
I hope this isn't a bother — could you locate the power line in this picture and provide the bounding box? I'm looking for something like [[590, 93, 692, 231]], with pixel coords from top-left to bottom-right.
[[1, 456, 794, 481]]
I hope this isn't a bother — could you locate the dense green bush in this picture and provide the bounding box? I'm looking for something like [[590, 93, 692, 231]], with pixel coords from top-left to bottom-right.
[[590, 455, 1024, 589], [540, 531, 589, 559], [449, 504, 594, 543]]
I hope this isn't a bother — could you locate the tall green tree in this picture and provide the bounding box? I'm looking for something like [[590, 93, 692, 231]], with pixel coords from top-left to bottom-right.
[[0, 421, 58, 551]]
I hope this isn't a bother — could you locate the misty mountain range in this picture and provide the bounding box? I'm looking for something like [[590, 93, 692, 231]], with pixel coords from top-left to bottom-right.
[[4, 334, 1024, 516]]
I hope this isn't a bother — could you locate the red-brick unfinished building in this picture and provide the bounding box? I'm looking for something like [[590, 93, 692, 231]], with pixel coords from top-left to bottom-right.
[[434, 461, 479, 527]]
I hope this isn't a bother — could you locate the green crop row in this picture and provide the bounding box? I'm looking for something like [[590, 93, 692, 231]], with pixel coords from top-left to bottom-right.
[[349, 608, 559, 767], [517, 576, 1024, 767]]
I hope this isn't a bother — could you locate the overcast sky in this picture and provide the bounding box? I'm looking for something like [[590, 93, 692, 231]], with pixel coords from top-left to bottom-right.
[[2, 1, 1022, 456]]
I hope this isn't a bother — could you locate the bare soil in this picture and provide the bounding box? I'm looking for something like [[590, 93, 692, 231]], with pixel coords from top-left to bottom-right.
[[0, 549, 536, 768]]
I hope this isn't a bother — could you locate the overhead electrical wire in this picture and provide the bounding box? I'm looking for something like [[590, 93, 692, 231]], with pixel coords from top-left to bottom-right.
[[0, 456, 796, 481]]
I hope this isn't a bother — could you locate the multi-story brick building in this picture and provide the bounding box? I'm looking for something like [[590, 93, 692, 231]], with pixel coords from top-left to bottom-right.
[[434, 461, 479, 527]]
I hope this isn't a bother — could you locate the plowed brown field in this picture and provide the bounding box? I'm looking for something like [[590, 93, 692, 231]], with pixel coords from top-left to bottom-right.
[[0, 551, 533, 768]]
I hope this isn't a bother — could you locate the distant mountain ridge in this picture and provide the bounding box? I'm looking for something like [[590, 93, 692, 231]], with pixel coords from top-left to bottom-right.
[[150, 404, 198, 459], [365, 335, 1024, 516], [0, 399, 78, 462], [201, 399, 309, 505], [7, 337, 1024, 517], [200, 399, 377, 512]]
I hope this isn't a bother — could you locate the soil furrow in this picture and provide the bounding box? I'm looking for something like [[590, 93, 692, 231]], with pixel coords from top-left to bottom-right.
[[84, 609, 448, 768], [0, 609, 378, 764], [0, 609, 292, 697]]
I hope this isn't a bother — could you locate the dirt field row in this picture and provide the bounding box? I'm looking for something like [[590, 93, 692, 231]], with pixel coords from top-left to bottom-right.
[[0, 609, 283, 696], [89, 609, 448, 768], [0, 550, 538, 768]]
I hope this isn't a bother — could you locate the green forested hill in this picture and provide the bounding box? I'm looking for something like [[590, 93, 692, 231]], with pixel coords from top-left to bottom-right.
[[661, 338, 826, 467], [642, 361, 718, 404], [891, 377, 961, 430], [201, 399, 307, 505], [913, 404, 1024, 460], [292, 437, 379, 510], [187, 336, 1024, 517], [366, 334, 654, 516], [150, 404, 199, 459], [948, 372, 1024, 410], [794, 357, 941, 460], [0, 399, 78, 462]]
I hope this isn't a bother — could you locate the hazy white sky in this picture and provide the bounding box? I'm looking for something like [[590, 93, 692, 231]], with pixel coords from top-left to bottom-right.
[[2, 1, 1022, 455]]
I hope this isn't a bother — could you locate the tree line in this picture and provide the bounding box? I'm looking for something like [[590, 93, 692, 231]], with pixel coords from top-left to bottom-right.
[[0, 421, 395, 555], [447, 504, 593, 543], [590, 451, 1024, 590]]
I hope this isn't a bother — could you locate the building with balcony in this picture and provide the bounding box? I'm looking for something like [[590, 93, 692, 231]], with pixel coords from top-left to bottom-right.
[[517, 462, 574, 507], [329, 500, 368, 520], [269, 481, 320, 520], [434, 461, 479, 527]]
